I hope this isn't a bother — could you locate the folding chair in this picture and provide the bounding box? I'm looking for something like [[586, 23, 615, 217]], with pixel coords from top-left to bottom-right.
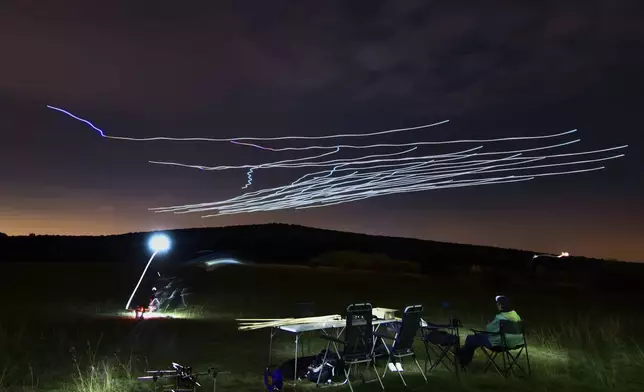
[[375, 305, 427, 387], [475, 320, 531, 377], [421, 317, 461, 376], [319, 303, 384, 392]]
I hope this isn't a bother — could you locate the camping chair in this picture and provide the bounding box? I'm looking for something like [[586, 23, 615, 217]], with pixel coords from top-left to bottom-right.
[[421, 317, 461, 376], [474, 320, 531, 377], [375, 305, 427, 387], [318, 303, 384, 392]]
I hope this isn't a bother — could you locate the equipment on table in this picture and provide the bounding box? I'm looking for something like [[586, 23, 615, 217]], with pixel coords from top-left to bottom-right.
[[138, 362, 224, 392], [236, 304, 422, 385], [372, 307, 398, 320], [237, 314, 343, 331]]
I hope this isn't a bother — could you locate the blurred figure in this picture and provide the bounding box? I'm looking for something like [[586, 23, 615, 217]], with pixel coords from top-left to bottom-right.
[[457, 295, 523, 367], [149, 287, 160, 311]]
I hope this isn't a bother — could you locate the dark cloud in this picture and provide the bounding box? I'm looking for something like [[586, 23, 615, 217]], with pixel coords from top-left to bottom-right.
[[2, 1, 642, 121]]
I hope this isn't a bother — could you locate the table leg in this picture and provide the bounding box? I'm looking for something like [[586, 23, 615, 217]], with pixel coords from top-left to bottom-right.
[[268, 327, 276, 366], [294, 333, 300, 384]]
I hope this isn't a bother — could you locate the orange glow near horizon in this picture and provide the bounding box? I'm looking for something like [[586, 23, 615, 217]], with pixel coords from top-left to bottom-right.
[[1, 208, 642, 262]]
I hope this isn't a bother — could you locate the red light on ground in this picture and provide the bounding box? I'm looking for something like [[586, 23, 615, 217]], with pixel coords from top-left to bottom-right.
[[134, 306, 149, 319]]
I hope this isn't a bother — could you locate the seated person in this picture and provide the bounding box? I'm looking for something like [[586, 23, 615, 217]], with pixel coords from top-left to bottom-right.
[[457, 295, 523, 367]]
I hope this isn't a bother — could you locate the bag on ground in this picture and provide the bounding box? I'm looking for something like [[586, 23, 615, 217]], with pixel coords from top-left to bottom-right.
[[306, 349, 341, 383]]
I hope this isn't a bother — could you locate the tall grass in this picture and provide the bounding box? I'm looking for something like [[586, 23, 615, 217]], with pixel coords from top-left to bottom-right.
[[507, 314, 644, 391], [2, 313, 643, 391], [0, 324, 137, 392], [66, 337, 136, 392]]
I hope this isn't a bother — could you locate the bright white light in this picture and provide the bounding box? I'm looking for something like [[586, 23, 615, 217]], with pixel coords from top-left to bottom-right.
[[124, 234, 170, 310], [559, 251, 570, 257], [149, 234, 171, 253]]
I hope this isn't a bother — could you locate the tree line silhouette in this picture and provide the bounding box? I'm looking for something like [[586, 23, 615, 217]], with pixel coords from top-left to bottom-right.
[[0, 224, 641, 292]]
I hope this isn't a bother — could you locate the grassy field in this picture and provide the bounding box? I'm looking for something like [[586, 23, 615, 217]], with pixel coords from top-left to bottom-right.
[[1, 261, 643, 391]]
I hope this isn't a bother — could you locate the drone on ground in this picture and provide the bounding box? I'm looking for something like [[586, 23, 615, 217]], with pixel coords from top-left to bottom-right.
[[138, 362, 223, 392]]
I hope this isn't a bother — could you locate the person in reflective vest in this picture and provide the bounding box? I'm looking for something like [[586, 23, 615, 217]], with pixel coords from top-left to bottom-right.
[[457, 295, 524, 367]]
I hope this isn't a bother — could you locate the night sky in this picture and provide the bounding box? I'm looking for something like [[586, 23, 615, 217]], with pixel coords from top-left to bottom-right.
[[1, 1, 643, 261]]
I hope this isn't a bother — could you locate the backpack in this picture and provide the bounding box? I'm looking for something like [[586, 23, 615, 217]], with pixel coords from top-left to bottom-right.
[[264, 367, 283, 391], [306, 349, 341, 383]]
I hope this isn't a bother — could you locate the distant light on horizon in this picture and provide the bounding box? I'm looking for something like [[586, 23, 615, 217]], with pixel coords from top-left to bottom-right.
[[533, 251, 570, 259]]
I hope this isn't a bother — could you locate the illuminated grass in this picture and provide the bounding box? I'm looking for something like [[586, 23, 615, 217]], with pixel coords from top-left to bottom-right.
[[67, 351, 135, 392]]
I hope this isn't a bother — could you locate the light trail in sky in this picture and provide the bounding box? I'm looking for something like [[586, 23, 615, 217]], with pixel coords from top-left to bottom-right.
[[47, 104, 628, 216]]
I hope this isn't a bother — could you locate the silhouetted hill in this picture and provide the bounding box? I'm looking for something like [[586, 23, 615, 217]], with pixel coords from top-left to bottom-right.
[[0, 223, 525, 265], [0, 224, 642, 289]]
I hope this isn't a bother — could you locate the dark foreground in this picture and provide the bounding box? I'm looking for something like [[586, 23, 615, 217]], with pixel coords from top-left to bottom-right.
[[1, 262, 643, 391]]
